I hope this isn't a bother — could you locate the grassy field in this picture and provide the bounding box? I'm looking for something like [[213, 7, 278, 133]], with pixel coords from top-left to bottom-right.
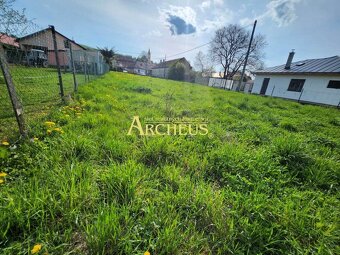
[[0, 72, 339, 254], [0, 66, 96, 138]]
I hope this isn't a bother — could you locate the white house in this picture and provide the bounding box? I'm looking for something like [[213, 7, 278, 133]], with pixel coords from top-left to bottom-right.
[[252, 51, 340, 106]]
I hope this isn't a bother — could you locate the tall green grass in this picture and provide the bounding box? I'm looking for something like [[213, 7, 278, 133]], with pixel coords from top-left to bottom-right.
[[0, 72, 339, 254]]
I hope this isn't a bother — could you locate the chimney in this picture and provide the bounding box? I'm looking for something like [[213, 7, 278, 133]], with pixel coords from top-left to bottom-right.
[[285, 49, 295, 69]]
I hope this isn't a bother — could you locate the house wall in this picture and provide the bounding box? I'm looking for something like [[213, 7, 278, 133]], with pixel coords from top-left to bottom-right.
[[252, 74, 340, 106], [19, 30, 83, 51], [151, 68, 168, 78], [134, 68, 147, 75], [19, 29, 84, 66]]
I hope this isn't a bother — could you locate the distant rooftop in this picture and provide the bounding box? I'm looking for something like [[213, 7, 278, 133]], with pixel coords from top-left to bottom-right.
[[153, 57, 189, 69], [255, 56, 340, 75], [0, 34, 19, 47], [79, 44, 98, 51]]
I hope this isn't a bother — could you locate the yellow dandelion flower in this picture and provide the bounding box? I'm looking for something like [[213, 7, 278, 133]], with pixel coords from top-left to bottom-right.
[[0, 172, 7, 177], [47, 130, 52, 135], [144, 251, 151, 255], [1, 141, 9, 146], [44, 121, 55, 127], [31, 244, 42, 254], [53, 127, 62, 132], [0, 179, 4, 184]]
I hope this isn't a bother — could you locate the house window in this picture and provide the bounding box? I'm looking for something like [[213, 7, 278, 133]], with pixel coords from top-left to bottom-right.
[[327, 80, 340, 89], [288, 79, 305, 92]]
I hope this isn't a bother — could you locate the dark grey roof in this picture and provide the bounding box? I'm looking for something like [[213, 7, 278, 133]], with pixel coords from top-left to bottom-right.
[[255, 56, 340, 75]]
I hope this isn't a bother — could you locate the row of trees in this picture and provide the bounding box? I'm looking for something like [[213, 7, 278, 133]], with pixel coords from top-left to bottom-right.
[[194, 24, 266, 80]]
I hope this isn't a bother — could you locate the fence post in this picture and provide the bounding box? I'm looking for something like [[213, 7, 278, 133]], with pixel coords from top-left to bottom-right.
[[68, 41, 78, 92], [271, 86, 275, 96], [50, 25, 64, 98], [83, 53, 87, 83], [298, 88, 304, 103], [86, 63, 91, 82], [0, 45, 26, 136]]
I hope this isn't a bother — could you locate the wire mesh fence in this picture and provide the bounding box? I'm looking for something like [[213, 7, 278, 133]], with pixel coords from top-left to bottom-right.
[[0, 25, 110, 139]]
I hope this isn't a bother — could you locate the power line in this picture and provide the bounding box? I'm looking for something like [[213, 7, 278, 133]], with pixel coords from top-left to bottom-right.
[[117, 23, 254, 62], [167, 41, 211, 58], [165, 23, 253, 60]]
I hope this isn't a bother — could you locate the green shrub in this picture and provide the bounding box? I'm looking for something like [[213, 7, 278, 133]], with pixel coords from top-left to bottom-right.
[[168, 63, 185, 81]]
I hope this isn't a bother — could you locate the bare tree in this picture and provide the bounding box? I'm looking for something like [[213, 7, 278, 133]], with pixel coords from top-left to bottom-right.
[[210, 24, 266, 79], [194, 51, 214, 77], [0, 0, 31, 39]]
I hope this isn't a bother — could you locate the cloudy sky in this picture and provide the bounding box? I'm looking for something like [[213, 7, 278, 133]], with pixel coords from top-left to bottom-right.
[[14, 0, 340, 69]]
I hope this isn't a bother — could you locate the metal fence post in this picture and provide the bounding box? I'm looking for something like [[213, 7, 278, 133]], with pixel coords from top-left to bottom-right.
[[0, 45, 26, 136], [83, 52, 87, 83], [271, 86, 275, 96], [86, 63, 91, 82], [50, 25, 64, 98], [298, 88, 304, 103], [68, 41, 78, 92]]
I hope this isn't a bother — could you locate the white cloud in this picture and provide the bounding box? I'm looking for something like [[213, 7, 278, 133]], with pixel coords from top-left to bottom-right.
[[240, 0, 301, 27], [199, 0, 224, 11], [266, 0, 301, 26], [213, 0, 224, 7], [200, 1, 211, 11], [201, 12, 233, 32], [159, 5, 197, 35], [159, 5, 197, 27], [143, 30, 162, 38]]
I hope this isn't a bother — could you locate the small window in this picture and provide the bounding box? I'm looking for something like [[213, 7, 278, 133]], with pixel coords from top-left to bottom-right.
[[288, 79, 305, 92], [327, 80, 340, 89]]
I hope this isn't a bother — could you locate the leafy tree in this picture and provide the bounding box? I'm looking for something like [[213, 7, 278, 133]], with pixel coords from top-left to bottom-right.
[[98, 47, 115, 68], [168, 62, 185, 81], [210, 24, 266, 79], [137, 51, 148, 62]]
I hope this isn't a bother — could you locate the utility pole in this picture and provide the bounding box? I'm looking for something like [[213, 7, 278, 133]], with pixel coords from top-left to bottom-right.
[[238, 20, 257, 92]]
